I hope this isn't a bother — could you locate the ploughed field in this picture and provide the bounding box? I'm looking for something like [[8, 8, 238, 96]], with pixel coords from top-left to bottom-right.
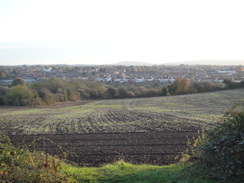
[[1, 89, 243, 166]]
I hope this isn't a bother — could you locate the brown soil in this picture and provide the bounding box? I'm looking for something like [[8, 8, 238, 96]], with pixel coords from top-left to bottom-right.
[[9, 131, 197, 167]]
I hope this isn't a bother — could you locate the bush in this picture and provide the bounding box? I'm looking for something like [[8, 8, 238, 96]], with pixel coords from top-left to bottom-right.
[[11, 77, 25, 87], [4, 85, 35, 106], [38, 88, 55, 105], [194, 106, 244, 182], [0, 135, 72, 182], [0, 86, 9, 105]]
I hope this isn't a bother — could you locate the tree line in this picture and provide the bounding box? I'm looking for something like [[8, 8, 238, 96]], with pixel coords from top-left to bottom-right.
[[0, 77, 243, 106], [162, 78, 244, 96]]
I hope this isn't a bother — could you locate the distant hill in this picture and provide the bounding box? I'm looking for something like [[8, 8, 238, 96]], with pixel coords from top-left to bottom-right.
[[111, 60, 243, 66], [164, 60, 244, 66], [113, 61, 153, 66]]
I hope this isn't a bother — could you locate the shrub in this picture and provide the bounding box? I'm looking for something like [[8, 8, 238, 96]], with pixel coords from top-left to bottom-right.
[[38, 88, 54, 105], [4, 85, 35, 106], [194, 106, 244, 182], [106, 87, 118, 98], [0, 134, 72, 182], [11, 77, 25, 87], [0, 86, 9, 105]]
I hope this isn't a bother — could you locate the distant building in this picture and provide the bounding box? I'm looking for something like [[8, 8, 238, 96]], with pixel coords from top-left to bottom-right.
[[216, 70, 236, 75], [43, 68, 52, 72]]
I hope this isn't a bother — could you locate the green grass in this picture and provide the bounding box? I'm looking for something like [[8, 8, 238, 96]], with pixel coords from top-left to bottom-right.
[[135, 106, 181, 112], [63, 160, 217, 183], [0, 108, 44, 116], [209, 93, 222, 97]]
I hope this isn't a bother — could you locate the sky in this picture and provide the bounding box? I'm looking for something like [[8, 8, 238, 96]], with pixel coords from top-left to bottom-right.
[[0, 0, 244, 65]]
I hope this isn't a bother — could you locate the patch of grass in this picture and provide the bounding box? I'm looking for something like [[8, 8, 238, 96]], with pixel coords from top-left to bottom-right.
[[136, 106, 181, 112], [86, 104, 121, 108], [209, 93, 223, 97], [0, 108, 44, 116], [190, 113, 222, 120], [219, 99, 230, 103], [64, 160, 217, 183], [162, 102, 178, 106]]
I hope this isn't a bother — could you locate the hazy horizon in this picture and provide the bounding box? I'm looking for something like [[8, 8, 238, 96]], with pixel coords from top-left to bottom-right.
[[1, 0, 244, 66]]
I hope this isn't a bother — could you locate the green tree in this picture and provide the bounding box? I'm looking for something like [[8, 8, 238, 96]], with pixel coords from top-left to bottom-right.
[[0, 86, 9, 105], [31, 78, 66, 93], [223, 79, 235, 89], [238, 81, 244, 88], [0, 86, 9, 96], [4, 85, 34, 106], [11, 78, 25, 87], [118, 87, 129, 98], [106, 87, 118, 98], [161, 87, 169, 96]]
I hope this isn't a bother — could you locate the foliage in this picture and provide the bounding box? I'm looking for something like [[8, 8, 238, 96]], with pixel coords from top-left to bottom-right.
[[168, 78, 190, 95], [164, 79, 228, 96], [4, 85, 35, 106], [118, 87, 130, 98], [193, 107, 244, 182], [161, 87, 169, 96], [31, 78, 65, 93], [38, 88, 55, 105], [106, 87, 118, 98], [0, 86, 9, 96], [0, 70, 7, 79], [0, 76, 243, 106], [223, 79, 244, 89], [0, 86, 9, 105], [190, 81, 224, 93], [31, 78, 80, 104], [0, 134, 72, 182], [11, 77, 26, 87], [0, 136, 217, 183], [0, 134, 217, 183]]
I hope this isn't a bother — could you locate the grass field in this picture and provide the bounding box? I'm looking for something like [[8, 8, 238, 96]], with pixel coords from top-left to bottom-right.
[[1, 89, 243, 166]]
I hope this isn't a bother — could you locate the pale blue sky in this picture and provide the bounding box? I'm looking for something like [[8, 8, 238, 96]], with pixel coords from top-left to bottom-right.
[[1, 0, 244, 65]]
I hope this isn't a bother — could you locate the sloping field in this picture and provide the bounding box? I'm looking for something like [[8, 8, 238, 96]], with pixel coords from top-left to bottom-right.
[[1, 89, 243, 166]]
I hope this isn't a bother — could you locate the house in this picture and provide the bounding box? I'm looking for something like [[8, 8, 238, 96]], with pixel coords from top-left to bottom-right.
[[43, 68, 52, 72], [135, 77, 145, 83]]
